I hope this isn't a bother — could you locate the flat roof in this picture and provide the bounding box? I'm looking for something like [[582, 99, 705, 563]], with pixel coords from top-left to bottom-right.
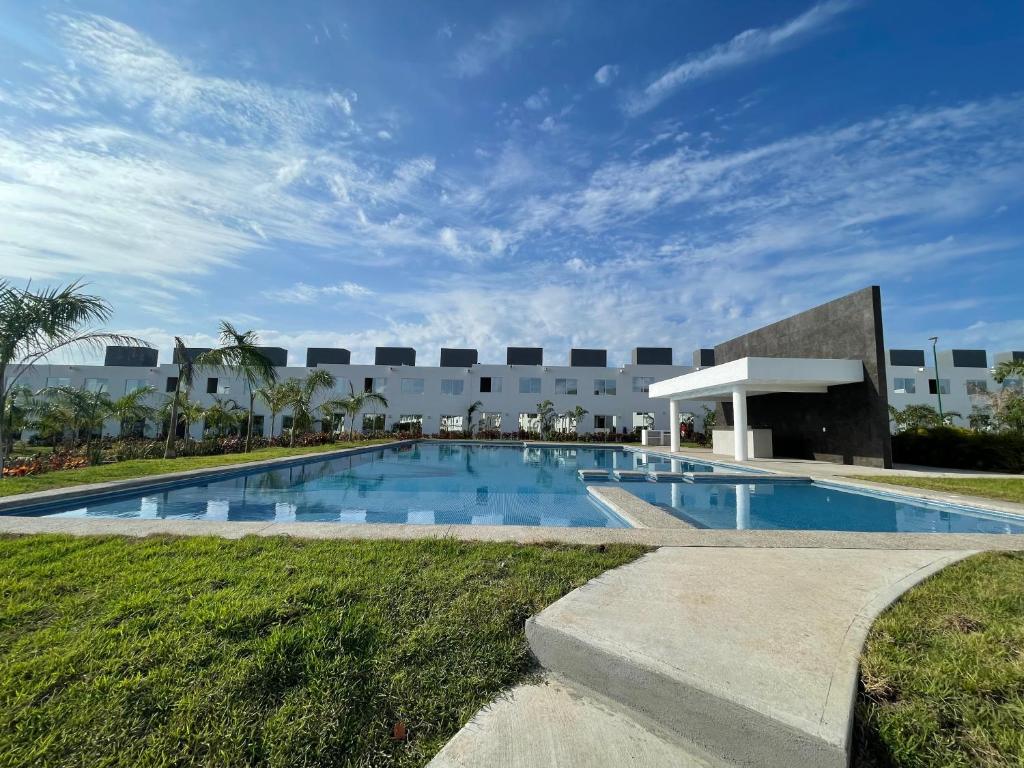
[[648, 357, 864, 401]]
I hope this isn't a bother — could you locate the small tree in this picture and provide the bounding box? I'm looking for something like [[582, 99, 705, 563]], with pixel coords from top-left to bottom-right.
[[2, 385, 33, 454], [39, 385, 113, 449], [257, 381, 294, 439], [284, 370, 336, 445], [993, 360, 1024, 385], [203, 396, 245, 438], [326, 383, 389, 440], [111, 385, 156, 437], [0, 280, 149, 474], [888, 404, 961, 432], [562, 405, 588, 433], [464, 400, 483, 437], [536, 400, 557, 439]]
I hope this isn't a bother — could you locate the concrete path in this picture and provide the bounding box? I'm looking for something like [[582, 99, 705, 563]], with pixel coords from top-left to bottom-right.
[[438, 546, 972, 768]]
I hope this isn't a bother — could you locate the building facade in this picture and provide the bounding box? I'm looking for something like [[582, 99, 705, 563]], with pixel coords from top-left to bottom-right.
[[15, 346, 708, 440]]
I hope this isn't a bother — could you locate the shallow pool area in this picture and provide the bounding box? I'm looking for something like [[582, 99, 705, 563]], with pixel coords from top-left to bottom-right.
[[9, 442, 1024, 534]]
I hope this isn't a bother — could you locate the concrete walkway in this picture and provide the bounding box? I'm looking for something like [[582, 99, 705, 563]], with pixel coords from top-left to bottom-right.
[[433, 546, 972, 768]]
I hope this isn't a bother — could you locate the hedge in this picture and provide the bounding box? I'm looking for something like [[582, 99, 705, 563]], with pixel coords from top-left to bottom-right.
[[892, 426, 1024, 473]]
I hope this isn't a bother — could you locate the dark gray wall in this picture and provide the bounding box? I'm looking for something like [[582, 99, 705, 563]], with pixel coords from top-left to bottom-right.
[[375, 347, 416, 366], [570, 348, 607, 367], [256, 347, 288, 367], [1014, 351, 1024, 362], [172, 347, 212, 364], [889, 349, 925, 367], [104, 345, 158, 367], [507, 347, 543, 365], [951, 349, 987, 368], [692, 349, 716, 367], [632, 347, 673, 365], [306, 347, 351, 366], [440, 348, 478, 367], [714, 286, 892, 468]]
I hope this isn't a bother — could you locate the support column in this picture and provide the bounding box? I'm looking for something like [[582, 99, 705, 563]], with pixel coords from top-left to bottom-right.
[[732, 387, 748, 461], [669, 399, 680, 453], [735, 483, 751, 529]]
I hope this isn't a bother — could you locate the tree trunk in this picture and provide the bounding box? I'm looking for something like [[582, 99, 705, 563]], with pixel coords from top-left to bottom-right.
[[0, 368, 7, 478], [245, 391, 255, 453], [163, 371, 182, 459]]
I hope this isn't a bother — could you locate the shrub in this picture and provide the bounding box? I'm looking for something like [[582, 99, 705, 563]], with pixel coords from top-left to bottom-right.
[[892, 426, 1024, 473]]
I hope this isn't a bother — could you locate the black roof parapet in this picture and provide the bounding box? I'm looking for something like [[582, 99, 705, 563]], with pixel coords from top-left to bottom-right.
[[104, 345, 158, 367], [570, 348, 607, 367], [306, 348, 351, 367], [507, 347, 543, 366], [632, 347, 673, 365], [255, 347, 288, 367], [951, 349, 987, 368], [172, 347, 212, 364], [375, 347, 416, 366], [440, 348, 478, 367], [889, 349, 926, 367], [692, 349, 716, 367]]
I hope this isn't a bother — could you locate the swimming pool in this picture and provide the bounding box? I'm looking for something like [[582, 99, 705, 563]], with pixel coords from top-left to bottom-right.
[[10, 442, 1024, 533]]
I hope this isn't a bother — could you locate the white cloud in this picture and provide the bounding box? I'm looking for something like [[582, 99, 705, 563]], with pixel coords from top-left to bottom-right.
[[377, 129, 393, 140], [593, 64, 619, 86], [626, 0, 855, 115], [452, 10, 566, 78], [264, 282, 372, 304], [524, 88, 549, 110]]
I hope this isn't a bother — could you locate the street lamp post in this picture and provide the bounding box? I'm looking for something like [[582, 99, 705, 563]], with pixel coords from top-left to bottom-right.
[[929, 336, 944, 421]]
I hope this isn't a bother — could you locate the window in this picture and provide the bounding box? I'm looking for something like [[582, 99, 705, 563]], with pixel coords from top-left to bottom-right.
[[928, 379, 950, 395], [124, 379, 148, 394], [632, 412, 654, 429], [401, 378, 424, 394], [518, 413, 540, 432], [441, 379, 464, 396], [362, 413, 385, 432], [593, 379, 616, 396], [554, 378, 578, 395], [206, 377, 218, 394], [519, 377, 541, 394], [249, 415, 265, 436], [84, 378, 109, 394], [593, 414, 614, 430], [893, 377, 916, 394], [45, 376, 70, 388], [439, 415, 463, 433], [363, 377, 387, 393], [282, 415, 294, 431], [965, 380, 988, 396], [396, 414, 423, 427], [480, 376, 502, 393], [632, 376, 655, 393], [166, 376, 178, 393]]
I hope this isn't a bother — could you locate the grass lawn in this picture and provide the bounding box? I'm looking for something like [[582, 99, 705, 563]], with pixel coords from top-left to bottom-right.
[[0, 534, 647, 767], [854, 551, 1024, 767], [850, 475, 1024, 505], [0, 440, 391, 498]]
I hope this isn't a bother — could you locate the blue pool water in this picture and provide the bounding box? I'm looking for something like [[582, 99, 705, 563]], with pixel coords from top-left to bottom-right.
[[15, 442, 1024, 533]]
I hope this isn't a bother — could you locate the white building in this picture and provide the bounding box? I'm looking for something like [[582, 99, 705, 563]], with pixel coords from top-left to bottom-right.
[[886, 348, 1023, 425], [14, 345, 710, 440]]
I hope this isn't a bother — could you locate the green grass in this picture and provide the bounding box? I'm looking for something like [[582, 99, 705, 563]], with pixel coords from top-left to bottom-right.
[[850, 475, 1024, 504], [0, 534, 647, 767], [854, 552, 1024, 767], [0, 441, 390, 498]]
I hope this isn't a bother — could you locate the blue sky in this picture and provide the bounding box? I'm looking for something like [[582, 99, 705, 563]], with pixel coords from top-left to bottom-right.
[[1, 0, 1022, 365]]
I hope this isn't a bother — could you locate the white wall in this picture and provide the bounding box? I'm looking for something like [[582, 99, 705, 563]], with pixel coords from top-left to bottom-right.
[[13, 360, 710, 439]]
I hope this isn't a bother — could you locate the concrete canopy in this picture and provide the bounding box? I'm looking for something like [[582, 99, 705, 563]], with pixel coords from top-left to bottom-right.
[[649, 357, 864, 402]]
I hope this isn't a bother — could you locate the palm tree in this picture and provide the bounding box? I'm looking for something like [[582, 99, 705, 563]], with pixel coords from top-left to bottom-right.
[[111, 385, 156, 438], [157, 393, 205, 444], [162, 322, 276, 458], [464, 400, 483, 437], [536, 399, 557, 439], [257, 381, 294, 439], [216, 322, 278, 452], [327, 383, 389, 440], [203, 395, 245, 438], [562, 405, 588, 433], [2, 385, 33, 455], [39, 385, 113, 449], [0, 280, 148, 474], [993, 360, 1024, 385], [284, 370, 336, 446]]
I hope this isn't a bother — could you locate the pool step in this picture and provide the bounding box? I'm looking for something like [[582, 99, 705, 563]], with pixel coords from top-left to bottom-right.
[[612, 469, 648, 482], [577, 469, 610, 481], [683, 472, 812, 484], [647, 471, 688, 482]]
